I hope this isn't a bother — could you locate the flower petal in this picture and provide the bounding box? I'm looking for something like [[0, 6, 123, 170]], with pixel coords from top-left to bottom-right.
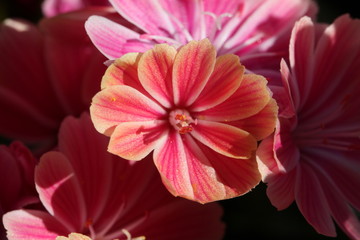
[[108, 121, 168, 161], [3, 209, 68, 239], [295, 163, 336, 236], [153, 130, 194, 200], [195, 138, 261, 200], [197, 74, 271, 122], [90, 85, 166, 135], [85, 15, 152, 59], [229, 98, 278, 141], [109, 0, 175, 36], [101, 53, 144, 90], [35, 151, 86, 232], [191, 54, 244, 111], [138, 44, 177, 108], [173, 39, 216, 106], [58, 114, 114, 223], [191, 120, 257, 159], [153, 131, 260, 203]]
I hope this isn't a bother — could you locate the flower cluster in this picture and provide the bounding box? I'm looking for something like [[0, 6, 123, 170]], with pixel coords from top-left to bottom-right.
[[0, 0, 359, 239]]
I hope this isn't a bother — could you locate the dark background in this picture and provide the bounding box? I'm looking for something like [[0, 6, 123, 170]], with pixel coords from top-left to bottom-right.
[[0, 1, 359, 239]]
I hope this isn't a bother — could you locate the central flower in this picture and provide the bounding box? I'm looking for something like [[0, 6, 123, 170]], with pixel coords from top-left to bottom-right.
[[169, 109, 196, 134], [90, 39, 278, 203]]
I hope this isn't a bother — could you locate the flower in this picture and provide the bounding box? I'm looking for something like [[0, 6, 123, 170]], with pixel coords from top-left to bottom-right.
[[0, 9, 109, 151], [3, 113, 224, 240], [42, 0, 110, 17], [0, 141, 39, 238], [85, 0, 317, 81], [90, 38, 278, 203], [257, 15, 360, 239]]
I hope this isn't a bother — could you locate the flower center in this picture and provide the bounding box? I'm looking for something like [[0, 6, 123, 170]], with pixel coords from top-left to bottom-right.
[[169, 109, 196, 134]]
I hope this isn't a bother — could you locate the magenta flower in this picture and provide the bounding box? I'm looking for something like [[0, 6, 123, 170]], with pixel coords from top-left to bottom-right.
[[0, 9, 110, 151], [85, 0, 317, 81], [257, 15, 360, 239], [0, 141, 39, 238], [90, 39, 278, 203], [3, 113, 224, 240]]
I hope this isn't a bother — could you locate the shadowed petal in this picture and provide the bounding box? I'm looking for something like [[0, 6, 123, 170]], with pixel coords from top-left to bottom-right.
[[90, 85, 166, 135], [191, 120, 257, 159], [36, 152, 86, 232], [138, 44, 177, 108], [173, 39, 216, 106], [295, 163, 336, 236], [3, 210, 68, 239], [197, 74, 271, 121], [191, 54, 244, 111], [109, 121, 168, 161]]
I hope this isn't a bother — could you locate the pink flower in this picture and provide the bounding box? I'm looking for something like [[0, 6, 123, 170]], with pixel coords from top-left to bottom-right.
[[3, 113, 224, 240], [0, 9, 110, 151], [42, 0, 110, 17], [257, 15, 360, 239], [90, 39, 278, 203], [0, 141, 39, 238], [85, 0, 317, 81]]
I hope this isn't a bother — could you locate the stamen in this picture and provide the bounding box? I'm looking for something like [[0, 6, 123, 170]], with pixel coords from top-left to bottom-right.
[[203, 11, 232, 41], [122, 229, 146, 240], [169, 110, 196, 134], [84, 219, 96, 240]]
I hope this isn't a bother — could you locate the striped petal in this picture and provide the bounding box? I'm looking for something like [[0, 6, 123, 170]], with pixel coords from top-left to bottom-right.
[[138, 44, 177, 108], [85, 15, 152, 59], [90, 85, 166, 135], [172, 39, 216, 106], [197, 74, 271, 122], [108, 121, 168, 161], [191, 54, 244, 111], [191, 120, 257, 159], [3, 210, 68, 239], [228, 98, 278, 141], [35, 152, 86, 232]]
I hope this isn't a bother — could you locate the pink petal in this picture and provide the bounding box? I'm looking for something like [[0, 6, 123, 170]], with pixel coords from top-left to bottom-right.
[[190, 54, 244, 111], [109, 0, 176, 36], [153, 130, 194, 200], [90, 85, 166, 135], [295, 163, 336, 236], [228, 98, 278, 141], [264, 170, 296, 210], [108, 121, 168, 161], [36, 152, 86, 232], [197, 74, 271, 122], [195, 139, 261, 200], [172, 39, 216, 106], [153, 131, 260, 203], [191, 120, 257, 159], [101, 53, 144, 90], [272, 118, 300, 172], [85, 15, 152, 59], [58, 114, 114, 223], [138, 44, 177, 108], [3, 210, 68, 239]]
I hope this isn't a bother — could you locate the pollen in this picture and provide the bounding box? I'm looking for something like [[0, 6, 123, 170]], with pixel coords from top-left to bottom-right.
[[169, 110, 196, 134], [111, 97, 117, 102]]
